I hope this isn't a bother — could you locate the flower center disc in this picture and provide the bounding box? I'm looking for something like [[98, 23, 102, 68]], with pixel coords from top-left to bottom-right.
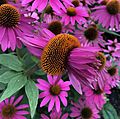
[[81, 107, 93, 119], [0, 4, 20, 27], [107, 66, 117, 76], [0, 0, 7, 5], [106, 0, 120, 15], [50, 85, 61, 95], [67, 7, 76, 16], [2, 104, 16, 118], [96, 52, 106, 71], [72, 0, 80, 7], [48, 21, 62, 35], [45, 5, 53, 15], [41, 34, 80, 75], [84, 26, 98, 41]]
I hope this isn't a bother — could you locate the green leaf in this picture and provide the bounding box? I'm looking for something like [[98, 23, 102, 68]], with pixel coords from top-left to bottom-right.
[[0, 74, 27, 102], [0, 54, 23, 71], [0, 83, 6, 90], [102, 102, 119, 119], [0, 71, 21, 84], [98, 25, 120, 37], [25, 80, 39, 119], [35, 69, 46, 76]]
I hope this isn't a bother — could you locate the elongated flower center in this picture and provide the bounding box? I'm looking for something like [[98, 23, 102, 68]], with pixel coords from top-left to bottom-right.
[[72, 0, 80, 7], [84, 26, 98, 41], [41, 34, 80, 75], [81, 107, 93, 119], [0, 0, 7, 5], [67, 7, 76, 16], [2, 104, 16, 118], [48, 21, 62, 35], [0, 4, 20, 27], [50, 85, 61, 95], [106, 0, 120, 15], [107, 66, 117, 76], [96, 52, 106, 71]]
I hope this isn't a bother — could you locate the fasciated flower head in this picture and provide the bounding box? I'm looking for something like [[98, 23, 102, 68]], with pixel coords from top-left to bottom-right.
[[41, 33, 80, 75]]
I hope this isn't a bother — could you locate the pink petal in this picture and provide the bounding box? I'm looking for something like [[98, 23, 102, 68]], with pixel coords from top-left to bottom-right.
[[48, 97, 55, 112], [13, 95, 23, 106], [55, 96, 60, 112], [40, 96, 51, 107]]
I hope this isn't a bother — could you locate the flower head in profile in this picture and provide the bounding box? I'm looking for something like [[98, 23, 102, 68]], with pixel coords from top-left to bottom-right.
[[0, 3, 35, 51], [41, 108, 68, 119], [0, 95, 29, 119], [70, 96, 100, 119], [22, 29, 100, 94], [91, 0, 120, 30], [36, 75, 71, 112]]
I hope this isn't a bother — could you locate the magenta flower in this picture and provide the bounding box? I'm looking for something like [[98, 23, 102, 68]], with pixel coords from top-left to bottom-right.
[[0, 3, 35, 51], [55, 4, 89, 25], [0, 95, 29, 119], [70, 96, 100, 119], [83, 81, 111, 109], [36, 75, 71, 112], [22, 29, 100, 94], [22, 0, 72, 12], [41, 108, 68, 119], [75, 24, 105, 47], [91, 0, 120, 30], [106, 61, 120, 88]]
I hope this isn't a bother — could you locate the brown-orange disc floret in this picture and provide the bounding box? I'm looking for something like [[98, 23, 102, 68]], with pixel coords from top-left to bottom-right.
[[67, 7, 77, 16], [84, 25, 98, 41], [0, 4, 20, 27], [72, 0, 80, 7], [48, 21, 62, 35], [81, 107, 93, 119], [96, 52, 106, 71], [106, 0, 120, 15], [41, 34, 80, 75], [2, 104, 16, 118], [50, 85, 61, 95]]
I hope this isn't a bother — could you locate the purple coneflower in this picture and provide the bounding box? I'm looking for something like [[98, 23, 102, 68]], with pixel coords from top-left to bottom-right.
[[0, 3, 35, 51], [21, 29, 100, 94], [75, 24, 105, 47], [91, 0, 120, 30], [41, 108, 68, 119], [55, 3, 89, 25], [0, 95, 29, 119], [70, 96, 100, 119], [36, 75, 71, 112], [83, 81, 111, 109]]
